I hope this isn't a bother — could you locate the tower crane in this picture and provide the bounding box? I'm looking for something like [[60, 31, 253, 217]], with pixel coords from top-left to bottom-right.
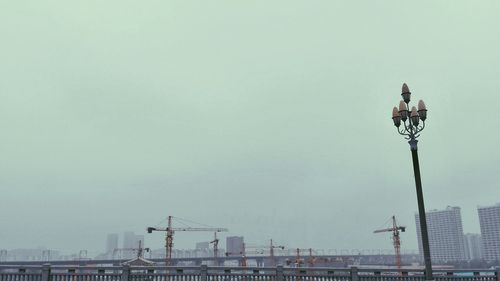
[[286, 248, 315, 267], [210, 232, 220, 266], [225, 243, 262, 281], [147, 216, 228, 266], [373, 216, 406, 270], [112, 240, 150, 259], [234, 240, 284, 267], [288, 248, 315, 281], [136, 240, 150, 259], [225, 243, 266, 267], [290, 248, 315, 268], [269, 239, 285, 266]]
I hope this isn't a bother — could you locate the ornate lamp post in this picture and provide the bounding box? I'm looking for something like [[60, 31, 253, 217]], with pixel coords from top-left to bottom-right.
[[392, 83, 433, 280]]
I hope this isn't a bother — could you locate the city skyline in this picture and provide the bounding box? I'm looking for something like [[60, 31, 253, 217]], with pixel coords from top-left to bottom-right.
[[1, 1, 500, 255], [0, 202, 493, 258]]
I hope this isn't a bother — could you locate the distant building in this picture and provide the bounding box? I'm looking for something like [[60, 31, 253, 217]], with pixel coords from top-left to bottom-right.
[[123, 232, 136, 249], [150, 248, 165, 259], [226, 236, 244, 256], [122, 232, 145, 259], [196, 242, 210, 250], [106, 233, 119, 254], [415, 206, 466, 262], [193, 242, 210, 258], [2, 248, 60, 261], [0, 249, 7, 262], [478, 203, 500, 262], [463, 233, 482, 260]]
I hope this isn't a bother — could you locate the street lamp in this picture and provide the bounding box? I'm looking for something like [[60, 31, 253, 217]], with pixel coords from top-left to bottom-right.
[[392, 83, 433, 281]]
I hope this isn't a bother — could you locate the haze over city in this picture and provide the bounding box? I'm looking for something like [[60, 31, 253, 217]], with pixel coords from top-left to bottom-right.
[[1, 1, 499, 257]]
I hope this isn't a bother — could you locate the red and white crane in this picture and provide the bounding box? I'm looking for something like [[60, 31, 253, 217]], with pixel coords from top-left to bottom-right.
[[374, 216, 406, 269], [147, 216, 228, 266]]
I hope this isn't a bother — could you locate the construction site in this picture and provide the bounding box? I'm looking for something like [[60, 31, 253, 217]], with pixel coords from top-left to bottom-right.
[[138, 215, 414, 269]]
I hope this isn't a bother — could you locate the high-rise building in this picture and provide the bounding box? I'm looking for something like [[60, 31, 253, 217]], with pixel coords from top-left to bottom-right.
[[123, 232, 136, 249], [106, 233, 119, 254], [226, 236, 244, 256], [121, 232, 145, 259], [463, 233, 482, 260], [478, 203, 500, 262], [415, 206, 466, 262]]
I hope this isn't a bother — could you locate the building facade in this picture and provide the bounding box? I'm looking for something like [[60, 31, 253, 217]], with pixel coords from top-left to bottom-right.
[[463, 233, 482, 260], [121, 232, 145, 259], [226, 236, 244, 256], [123, 232, 136, 249], [478, 203, 500, 262], [415, 206, 466, 262], [106, 233, 119, 254]]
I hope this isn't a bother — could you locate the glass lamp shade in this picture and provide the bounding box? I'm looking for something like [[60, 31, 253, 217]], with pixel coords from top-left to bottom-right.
[[410, 106, 419, 126], [392, 107, 401, 127], [418, 100, 427, 121], [401, 83, 411, 103], [398, 100, 408, 121]]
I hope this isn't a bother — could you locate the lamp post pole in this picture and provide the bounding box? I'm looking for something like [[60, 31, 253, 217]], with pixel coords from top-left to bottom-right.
[[392, 83, 433, 281]]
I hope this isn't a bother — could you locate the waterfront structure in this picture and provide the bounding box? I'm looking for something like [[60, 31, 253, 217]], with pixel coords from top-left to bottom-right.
[[463, 233, 482, 261], [1, 264, 499, 281], [478, 203, 500, 262], [415, 206, 466, 262], [226, 236, 244, 256], [0, 253, 422, 267]]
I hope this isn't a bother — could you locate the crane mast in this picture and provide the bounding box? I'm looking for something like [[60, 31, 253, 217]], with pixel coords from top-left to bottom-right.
[[373, 216, 406, 270], [147, 216, 228, 266], [269, 239, 285, 266], [226, 243, 267, 268], [294, 248, 313, 281], [210, 232, 219, 266], [167, 216, 173, 265]]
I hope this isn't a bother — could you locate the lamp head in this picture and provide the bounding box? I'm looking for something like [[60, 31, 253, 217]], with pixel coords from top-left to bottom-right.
[[401, 83, 411, 103], [398, 100, 408, 121], [392, 106, 401, 127], [417, 99, 427, 121], [410, 106, 419, 126]]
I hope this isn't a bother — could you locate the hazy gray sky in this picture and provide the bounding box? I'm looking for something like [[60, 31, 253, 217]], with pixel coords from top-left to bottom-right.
[[1, 1, 500, 256]]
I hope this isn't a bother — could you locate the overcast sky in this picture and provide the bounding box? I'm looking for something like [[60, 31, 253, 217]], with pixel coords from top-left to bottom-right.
[[1, 1, 499, 256]]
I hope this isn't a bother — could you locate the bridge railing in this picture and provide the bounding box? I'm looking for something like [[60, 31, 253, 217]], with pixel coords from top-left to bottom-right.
[[1, 265, 499, 281]]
